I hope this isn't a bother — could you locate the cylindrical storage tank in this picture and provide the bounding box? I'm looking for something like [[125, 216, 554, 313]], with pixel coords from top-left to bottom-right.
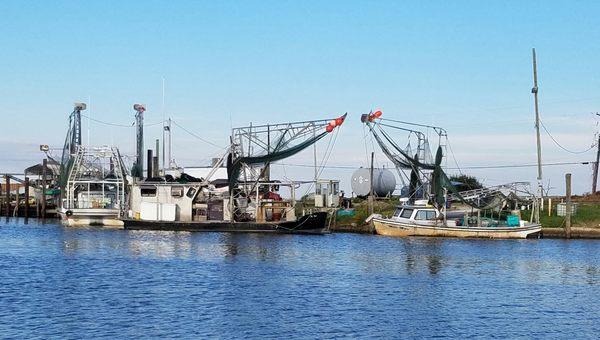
[[351, 168, 396, 197]]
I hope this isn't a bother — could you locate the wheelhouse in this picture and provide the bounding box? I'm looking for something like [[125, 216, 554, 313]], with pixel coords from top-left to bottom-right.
[[392, 206, 439, 221]]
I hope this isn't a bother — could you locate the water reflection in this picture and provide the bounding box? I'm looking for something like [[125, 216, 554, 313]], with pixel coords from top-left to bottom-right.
[[1, 218, 600, 338]]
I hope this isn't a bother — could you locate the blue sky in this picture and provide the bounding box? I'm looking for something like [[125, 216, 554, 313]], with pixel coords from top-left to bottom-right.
[[1, 1, 599, 194]]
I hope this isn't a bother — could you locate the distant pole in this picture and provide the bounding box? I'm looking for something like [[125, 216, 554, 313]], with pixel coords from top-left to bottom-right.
[[565, 173, 572, 239], [532, 48, 543, 224], [41, 158, 47, 218], [168, 118, 172, 169], [162, 77, 166, 174], [368, 152, 374, 216], [24, 177, 29, 219], [593, 133, 600, 193], [5, 175, 10, 217]]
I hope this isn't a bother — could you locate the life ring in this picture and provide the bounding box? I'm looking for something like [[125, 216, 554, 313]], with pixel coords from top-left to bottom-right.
[[65, 210, 73, 216]]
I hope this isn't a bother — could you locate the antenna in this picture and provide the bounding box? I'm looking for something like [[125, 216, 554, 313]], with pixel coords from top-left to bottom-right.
[[162, 77, 166, 174]]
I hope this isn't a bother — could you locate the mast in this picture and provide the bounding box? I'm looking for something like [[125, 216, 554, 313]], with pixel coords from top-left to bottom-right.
[[532, 48, 542, 223], [133, 104, 145, 179]]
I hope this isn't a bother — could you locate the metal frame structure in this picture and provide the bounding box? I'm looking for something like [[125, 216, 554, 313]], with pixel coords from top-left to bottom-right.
[[63, 146, 127, 213], [228, 115, 346, 220]]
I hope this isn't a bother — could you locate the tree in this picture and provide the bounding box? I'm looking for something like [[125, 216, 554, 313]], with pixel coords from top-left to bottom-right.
[[448, 174, 483, 192]]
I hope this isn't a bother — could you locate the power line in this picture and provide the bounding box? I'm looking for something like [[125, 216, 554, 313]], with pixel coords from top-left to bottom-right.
[[81, 114, 134, 127], [171, 120, 224, 149], [271, 160, 591, 171], [539, 119, 595, 154]]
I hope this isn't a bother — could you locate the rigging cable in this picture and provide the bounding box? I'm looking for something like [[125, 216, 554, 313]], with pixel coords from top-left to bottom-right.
[[446, 137, 463, 174]]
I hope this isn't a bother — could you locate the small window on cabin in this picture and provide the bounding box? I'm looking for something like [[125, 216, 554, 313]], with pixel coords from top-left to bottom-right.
[[332, 182, 339, 195], [186, 187, 197, 198], [141, 186, 157, 197], [394, 209, 403, 217], [171, 187, 184, 198], [400, 208, 413, 218], [426, 211, 437, 220], [415, 210, 428, 220], [315, 183, 322, 195]]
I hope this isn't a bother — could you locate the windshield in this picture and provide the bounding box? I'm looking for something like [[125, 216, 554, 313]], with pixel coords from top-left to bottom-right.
[[400, 208, 413, 218]]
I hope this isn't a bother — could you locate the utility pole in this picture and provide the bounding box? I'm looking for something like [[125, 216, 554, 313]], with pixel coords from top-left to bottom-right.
[[532, 48, 543, 224], [593, 117, 600, 193], [368, 152, 374, 216]]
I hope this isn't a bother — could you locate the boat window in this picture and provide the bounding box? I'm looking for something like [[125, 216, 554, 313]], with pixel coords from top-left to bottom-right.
[[393, 209, 403, 217], [415, 210, 437, 220], [400, 208, 413, 218], [171, 187, 184, 198], [186, 187, 197, 198], [141, 186, 157, 197]]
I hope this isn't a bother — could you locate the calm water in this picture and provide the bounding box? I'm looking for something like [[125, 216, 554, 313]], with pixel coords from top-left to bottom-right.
[[1, 218, 599, 339]]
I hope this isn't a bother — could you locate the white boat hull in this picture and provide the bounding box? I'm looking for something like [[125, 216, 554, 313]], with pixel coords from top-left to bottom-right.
[[59, 208, 124, 227], [373, 217, 541, 239]]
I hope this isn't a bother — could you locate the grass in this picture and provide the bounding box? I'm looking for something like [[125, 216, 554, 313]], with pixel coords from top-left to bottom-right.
[[336, 198, 398, 227], [521, 202, 600, 228], [336, 199, 600, 229]]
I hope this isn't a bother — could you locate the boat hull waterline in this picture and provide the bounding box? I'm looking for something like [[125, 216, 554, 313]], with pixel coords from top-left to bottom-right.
[[372, 217, 541, 239], [123, 212, 330, 235]]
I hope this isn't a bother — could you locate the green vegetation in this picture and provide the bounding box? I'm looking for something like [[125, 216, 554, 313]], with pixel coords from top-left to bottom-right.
[[336, 198, 398, 227], [448, 174, 483, 191], [521, 202, 600, 228]]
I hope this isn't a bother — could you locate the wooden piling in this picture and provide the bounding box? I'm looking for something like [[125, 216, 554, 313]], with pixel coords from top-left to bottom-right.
[[5, 175, 10, 217], [368, 152, 374, 216], [565, 173, 572, 239], [24, 177, 29, 218], [14, 183, 19, 217], [41, 158, 47, 218]]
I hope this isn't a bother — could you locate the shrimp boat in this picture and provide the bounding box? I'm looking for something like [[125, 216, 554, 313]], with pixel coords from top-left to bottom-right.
[[58, 103, 128, 226], [371, 204, 541, 239], [123, 112, 347, 234], [361, 111, 541, 239]]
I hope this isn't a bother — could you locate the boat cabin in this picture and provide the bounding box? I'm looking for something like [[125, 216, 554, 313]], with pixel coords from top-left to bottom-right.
[[392, 205, 440, 221]]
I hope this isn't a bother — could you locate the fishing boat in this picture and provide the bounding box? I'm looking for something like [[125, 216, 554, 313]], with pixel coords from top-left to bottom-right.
[[57, 104, 128, 226], [122, 113, 347, 234], [361, 110, 542, 239], [59, 145, 127, 226], [371, 204, 541, 239]]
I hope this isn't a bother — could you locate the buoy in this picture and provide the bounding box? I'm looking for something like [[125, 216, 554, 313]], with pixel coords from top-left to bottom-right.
[[326, 125, 334, 132], [373, 110, 382, 118], [329, 119, 337, 127], [335, 117, 344, 126]]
